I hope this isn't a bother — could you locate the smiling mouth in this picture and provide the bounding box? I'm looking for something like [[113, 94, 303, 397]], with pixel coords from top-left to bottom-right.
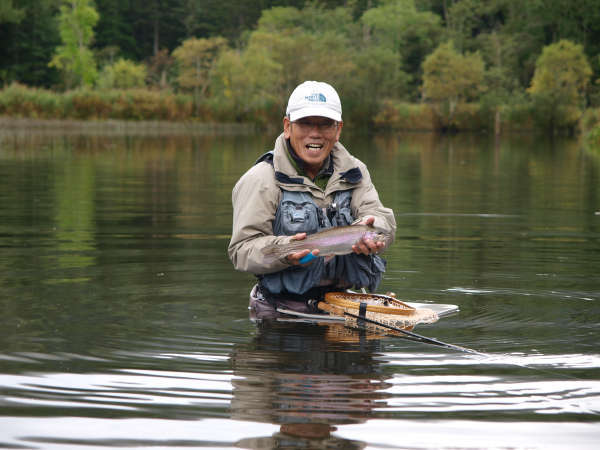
[[306, 143, 323, 151]]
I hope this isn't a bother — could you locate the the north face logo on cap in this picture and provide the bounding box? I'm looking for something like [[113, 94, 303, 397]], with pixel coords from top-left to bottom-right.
[[305, 93, 327, 102]]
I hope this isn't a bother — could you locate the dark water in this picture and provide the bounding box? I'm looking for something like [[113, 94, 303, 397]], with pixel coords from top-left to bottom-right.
[[0, 129, 599, 449]]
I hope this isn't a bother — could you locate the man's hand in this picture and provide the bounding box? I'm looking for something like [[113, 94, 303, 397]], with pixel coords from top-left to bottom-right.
[[352, 216, 386, 256], [285, 232, 320, 265]]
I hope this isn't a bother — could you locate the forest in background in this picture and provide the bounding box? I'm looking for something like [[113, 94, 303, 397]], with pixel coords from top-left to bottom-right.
[[1, 0, 599, 143]]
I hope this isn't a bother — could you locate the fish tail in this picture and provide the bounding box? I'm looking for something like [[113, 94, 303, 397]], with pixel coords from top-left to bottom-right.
[[261, 243, 294, 263]]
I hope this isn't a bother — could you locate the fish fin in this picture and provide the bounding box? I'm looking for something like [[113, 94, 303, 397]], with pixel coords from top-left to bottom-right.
[[261, 242, 294, 264]]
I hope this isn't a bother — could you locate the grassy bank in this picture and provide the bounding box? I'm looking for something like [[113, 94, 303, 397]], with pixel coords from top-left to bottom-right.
[[373, 100, 546, 133], [0, 83, 197, 121]]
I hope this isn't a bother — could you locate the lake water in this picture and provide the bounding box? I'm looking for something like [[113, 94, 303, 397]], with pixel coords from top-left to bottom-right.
[[0, 127, 599, 449]]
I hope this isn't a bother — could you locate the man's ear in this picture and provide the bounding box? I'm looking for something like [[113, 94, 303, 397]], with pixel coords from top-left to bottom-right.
[[283, 116, 291, 138], [335, 121, 343, 142]]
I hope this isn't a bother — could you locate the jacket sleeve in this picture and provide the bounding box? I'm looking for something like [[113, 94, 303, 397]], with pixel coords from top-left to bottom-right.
[[351, 162, 396, 246], [228, 163, 292, 275]]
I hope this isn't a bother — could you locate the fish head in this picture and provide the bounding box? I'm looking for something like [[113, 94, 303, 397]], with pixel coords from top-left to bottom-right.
[[366, 228, 391, 246]]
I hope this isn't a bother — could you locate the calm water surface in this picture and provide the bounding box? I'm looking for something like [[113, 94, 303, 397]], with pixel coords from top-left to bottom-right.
[[0, 128, 599, 449]]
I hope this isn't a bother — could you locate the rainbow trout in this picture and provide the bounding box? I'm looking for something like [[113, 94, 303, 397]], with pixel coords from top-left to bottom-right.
[[261, 225, 390, 263]]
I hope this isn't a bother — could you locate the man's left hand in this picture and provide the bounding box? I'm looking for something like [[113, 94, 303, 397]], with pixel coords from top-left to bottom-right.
[[352, 216, 386, 256]]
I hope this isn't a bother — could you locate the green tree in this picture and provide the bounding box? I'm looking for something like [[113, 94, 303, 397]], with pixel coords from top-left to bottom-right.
[[94, 0, 137, 60], [210, 46, 281, 122], [346, 46, 411, 124], [441, 0, 600, 92], [97, 58, 147, 89], [173, 36, 227, 111], [209, 4, 359, 124], [422, 41, 485, 129], [478, 30, 521, 135], [133, 0, 186, 57], [527, 39, 592, 133], [49, 0, 99, 88], [180, 0, 301, 43], [522, 0, 600, 70], [0, 0, 24, 23], [246, 28, 355, 99], [211, 5, 354, 115], [0, 0, 61, 87], [361, 0, 442, 93], [444, 0, 501, 52]]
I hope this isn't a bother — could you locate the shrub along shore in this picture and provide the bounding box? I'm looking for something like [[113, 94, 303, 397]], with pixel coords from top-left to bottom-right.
[[2, 83, 599, 141]]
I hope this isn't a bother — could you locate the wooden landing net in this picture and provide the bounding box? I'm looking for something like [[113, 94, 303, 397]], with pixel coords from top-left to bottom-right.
[[317, 292, 438, 335]]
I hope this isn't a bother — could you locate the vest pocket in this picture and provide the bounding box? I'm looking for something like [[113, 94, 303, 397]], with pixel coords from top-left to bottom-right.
[[278, 200, 320, 235]]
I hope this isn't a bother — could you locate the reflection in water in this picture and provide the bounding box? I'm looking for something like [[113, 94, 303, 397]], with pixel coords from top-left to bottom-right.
[[0, 130, 599, 447], [231, 320, 390, 448]]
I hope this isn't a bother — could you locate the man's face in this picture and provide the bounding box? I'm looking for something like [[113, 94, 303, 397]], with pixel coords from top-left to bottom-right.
[[283, 115, 343, 176]]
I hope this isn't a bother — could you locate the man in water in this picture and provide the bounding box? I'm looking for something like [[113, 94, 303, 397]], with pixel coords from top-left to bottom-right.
[[228, 81, 396, 317]]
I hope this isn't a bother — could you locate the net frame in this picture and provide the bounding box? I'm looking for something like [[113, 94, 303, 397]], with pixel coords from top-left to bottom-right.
[[318, 292, 438, 334]]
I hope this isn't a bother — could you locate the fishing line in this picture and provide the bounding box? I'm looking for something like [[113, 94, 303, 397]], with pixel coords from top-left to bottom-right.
[[343, 310, 486, 356], [343, 310, 587, 382]]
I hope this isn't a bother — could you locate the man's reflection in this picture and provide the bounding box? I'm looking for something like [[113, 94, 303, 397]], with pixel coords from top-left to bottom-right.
[[231, 319, 392, 448]]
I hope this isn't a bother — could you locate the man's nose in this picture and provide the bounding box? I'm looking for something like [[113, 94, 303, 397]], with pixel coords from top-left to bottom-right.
[[307, 124, 323, 134]]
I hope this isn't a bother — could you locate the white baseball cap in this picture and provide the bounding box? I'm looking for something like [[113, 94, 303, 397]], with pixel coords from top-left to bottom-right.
[[286, 81, 342, 122]]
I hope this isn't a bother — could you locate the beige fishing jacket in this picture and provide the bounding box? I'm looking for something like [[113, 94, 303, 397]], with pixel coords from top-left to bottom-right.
[[228, 133, 396, 275]]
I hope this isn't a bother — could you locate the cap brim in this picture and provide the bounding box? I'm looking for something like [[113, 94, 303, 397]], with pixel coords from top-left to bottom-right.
[[288, 107, 341, 122]]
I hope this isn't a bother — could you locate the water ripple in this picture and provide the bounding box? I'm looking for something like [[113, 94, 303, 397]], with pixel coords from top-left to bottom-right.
[[379, 374, 600, 416], [1, 369, 237, 414]]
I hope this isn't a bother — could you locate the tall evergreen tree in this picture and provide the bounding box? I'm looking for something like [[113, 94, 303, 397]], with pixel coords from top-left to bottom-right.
[[94, 0, 137, 61], [0, 0, 61, 87], [126, 0, 188, 58], [0, 0, 25, 23]]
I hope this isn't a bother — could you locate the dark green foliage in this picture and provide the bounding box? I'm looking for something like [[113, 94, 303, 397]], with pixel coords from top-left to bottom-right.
[[0, 0, 61, 87], [94, 0, 138, 61], [1, 0, 599, 132]]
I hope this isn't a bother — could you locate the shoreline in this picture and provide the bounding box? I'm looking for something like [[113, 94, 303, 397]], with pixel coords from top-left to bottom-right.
[[0, 117, 256, 136]]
